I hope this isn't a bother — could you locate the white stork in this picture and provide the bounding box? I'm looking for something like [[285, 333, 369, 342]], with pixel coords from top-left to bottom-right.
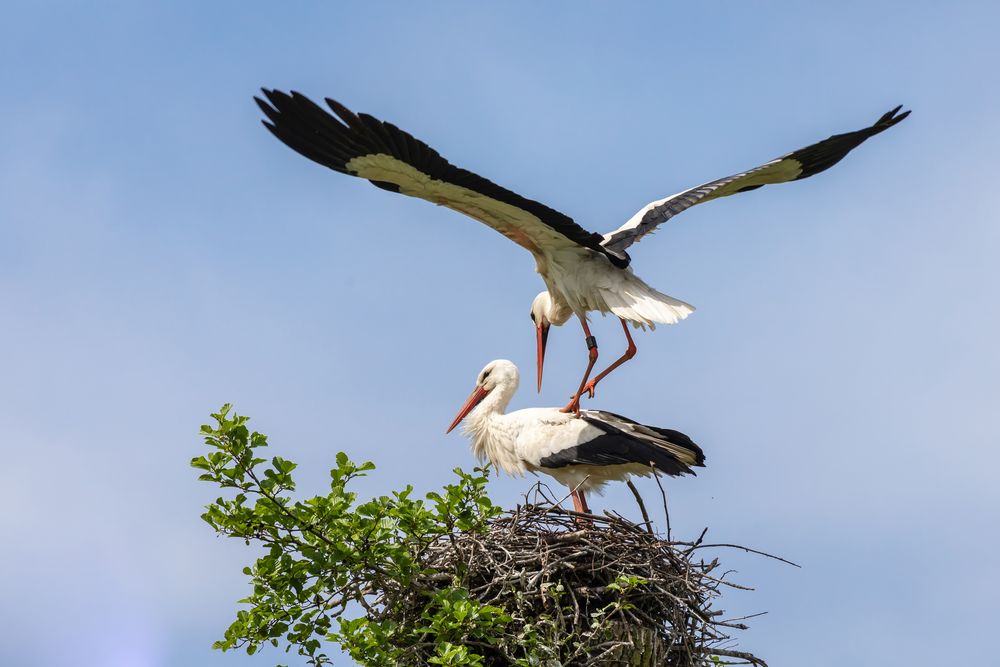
[[255, 91, 909, 411], [445, 359, 704, 514]]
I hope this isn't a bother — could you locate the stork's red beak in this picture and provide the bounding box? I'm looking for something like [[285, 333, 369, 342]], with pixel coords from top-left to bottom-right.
[[446, 385, 490, 434], [536, 323, 550, 393]]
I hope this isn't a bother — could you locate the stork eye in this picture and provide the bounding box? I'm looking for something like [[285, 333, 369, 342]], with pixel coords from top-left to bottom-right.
[[530, 312, 536, 323]]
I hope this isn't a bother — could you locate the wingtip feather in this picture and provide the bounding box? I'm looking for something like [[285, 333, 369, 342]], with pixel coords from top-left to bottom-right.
[[325, 97, 360, 126], [876, 105, 911, 130], [262, 88, 290, 106], [253, 95, 273, 114]]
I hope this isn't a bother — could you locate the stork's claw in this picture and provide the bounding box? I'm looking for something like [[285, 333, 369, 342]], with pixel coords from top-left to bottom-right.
[[560, 395, 582, 415], [562, 380, 598, 414]]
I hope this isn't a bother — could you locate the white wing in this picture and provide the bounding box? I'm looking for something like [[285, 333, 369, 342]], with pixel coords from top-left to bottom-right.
[[602, 106, 910, 254]]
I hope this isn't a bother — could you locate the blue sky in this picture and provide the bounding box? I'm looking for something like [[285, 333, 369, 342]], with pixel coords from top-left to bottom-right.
[[2, 1, 998, 665]]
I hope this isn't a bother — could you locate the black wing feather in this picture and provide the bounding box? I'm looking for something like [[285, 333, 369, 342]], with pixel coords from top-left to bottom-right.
[[790, 105, 910, 178], [538, 412, 705, 477], [602, 105, 910, 254], [256, 89, 628, 267]]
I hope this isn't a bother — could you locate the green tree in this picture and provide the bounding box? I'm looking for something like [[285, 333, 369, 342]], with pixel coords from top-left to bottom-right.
[[193, 405, 766, 666]]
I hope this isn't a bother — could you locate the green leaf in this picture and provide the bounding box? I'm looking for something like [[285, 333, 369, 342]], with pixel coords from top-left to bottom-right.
[[195, 406, 510, 666]]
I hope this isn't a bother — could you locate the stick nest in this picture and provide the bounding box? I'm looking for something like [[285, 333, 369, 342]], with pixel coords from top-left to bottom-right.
[[383, 488, 771, 666]]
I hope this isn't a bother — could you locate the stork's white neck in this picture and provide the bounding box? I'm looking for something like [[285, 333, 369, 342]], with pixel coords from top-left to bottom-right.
[[532, 289, 573, 327], [541, 290, 574, 326], [465, 374, 517, 425], [461, 376, 525, 475]]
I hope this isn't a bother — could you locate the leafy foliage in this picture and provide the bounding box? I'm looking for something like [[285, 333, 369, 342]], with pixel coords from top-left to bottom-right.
[[194, 405, 766, 667], [195, 405, 530, 665]]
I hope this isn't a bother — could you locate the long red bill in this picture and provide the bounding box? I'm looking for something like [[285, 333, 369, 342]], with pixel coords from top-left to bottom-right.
[[536, 323, 550, 393], [446, 385, 490, 434]]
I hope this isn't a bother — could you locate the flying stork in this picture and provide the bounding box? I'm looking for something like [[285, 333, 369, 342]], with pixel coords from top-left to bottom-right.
[[255, 90, 909, 411], [446, 359, 704, 514]]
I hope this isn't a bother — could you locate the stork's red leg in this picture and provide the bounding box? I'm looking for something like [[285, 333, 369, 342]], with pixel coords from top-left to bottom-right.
[[569, 488, 591, 524], [561, 318, 599, 414], [581, 318, 637, 399], [571, 489, 585, 513]]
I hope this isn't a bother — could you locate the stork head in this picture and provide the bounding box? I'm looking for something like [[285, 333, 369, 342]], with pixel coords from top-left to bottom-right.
[[530, 291, 552, 393], [446, 359, 519, 433]]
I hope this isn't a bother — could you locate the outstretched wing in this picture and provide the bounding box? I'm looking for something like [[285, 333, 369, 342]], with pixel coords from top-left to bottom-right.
[[256, 90, 629, 268], [602, 106, 911, 254]]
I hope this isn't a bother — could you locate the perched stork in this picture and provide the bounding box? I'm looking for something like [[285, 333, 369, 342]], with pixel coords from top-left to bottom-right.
[[255, 90, 909, 411], [445, 359, 705, 514]]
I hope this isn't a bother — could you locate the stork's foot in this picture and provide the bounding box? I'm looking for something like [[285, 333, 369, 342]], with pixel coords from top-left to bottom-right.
[[562, 381, 598, 414], [560, 395, 582, 415]]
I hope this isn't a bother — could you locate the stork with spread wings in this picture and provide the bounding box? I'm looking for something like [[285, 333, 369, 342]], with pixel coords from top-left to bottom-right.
[[256, 90, 908, 411]]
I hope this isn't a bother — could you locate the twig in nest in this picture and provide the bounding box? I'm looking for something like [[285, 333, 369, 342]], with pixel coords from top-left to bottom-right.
[[705, 646, 770, 667], [376, 500, 775, 666], [653, 469, 671, 540], [692, 543, 801, 568], [625, 479, 653, 534]]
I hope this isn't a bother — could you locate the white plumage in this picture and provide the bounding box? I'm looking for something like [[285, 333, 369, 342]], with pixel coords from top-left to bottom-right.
[[256, 91, 908, 409], [446, 360, 705, 514]]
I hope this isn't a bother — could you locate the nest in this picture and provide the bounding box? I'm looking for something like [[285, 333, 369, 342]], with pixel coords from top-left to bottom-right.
[[383, 486, 775, 666]]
